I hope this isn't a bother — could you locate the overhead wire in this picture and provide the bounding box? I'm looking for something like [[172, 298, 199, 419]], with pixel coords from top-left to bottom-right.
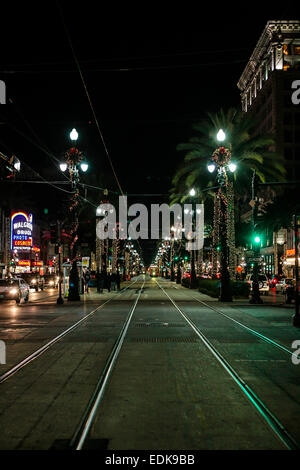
[[56, 1, 147, 261], [56, 0, 124, 197]]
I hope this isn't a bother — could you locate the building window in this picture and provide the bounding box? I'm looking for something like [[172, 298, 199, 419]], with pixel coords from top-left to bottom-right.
[[294, 46, 300, 55]]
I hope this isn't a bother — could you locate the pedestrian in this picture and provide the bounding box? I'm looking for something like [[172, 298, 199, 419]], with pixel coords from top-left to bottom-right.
[[106, 272, 111, 292], [111, 272, 117, 291], [116, 270, 121, 291], [84, 269, 91, 293], [96, 268, 100, 292], [97, 270, 105, 293]]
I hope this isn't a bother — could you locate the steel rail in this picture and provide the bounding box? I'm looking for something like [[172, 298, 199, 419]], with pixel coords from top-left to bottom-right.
[[71, 276, 146, 450], [170, 281, 295, 359], [156, 280, 300, 450], [0, 278, 139, 384]]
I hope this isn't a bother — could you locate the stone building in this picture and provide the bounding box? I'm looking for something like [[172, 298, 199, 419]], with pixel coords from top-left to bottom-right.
[[237, 20, 300, 277]]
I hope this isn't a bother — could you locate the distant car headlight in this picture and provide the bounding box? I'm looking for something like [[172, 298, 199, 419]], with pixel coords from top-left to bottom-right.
[[32, 279, 37, 284], [10, 288, 18, 294]]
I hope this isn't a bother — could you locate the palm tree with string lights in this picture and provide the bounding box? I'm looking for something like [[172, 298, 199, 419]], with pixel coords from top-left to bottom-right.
[[170, 107, 286, 283]]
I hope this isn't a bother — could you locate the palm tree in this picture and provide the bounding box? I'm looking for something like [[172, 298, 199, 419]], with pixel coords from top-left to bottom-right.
[[171, 107, 286, 278]]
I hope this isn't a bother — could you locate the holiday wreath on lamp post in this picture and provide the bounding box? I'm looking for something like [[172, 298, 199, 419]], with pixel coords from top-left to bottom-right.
[[211, 146, 232, 168]]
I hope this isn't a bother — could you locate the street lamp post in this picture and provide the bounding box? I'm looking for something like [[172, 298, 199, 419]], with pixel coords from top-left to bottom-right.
[[56, 220, 64, 305], [293, 214, 300, 326], [249, 170, 263, 304], [207, 129, 234, 302], [60, 128, 88, 301], [187, 188, 198, 289], [170, 227, 175, 281]]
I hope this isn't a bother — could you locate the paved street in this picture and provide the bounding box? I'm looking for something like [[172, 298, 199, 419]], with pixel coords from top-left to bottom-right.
[[0, 275, 299, 450]]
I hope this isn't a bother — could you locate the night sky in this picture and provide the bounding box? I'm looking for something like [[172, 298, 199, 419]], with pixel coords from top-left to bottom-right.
[[0, 2, 297, 264]]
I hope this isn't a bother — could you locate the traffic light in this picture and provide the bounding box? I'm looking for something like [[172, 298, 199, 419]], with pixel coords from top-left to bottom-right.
[[216, 245, 221, 252], [253, 235, 261, 244]]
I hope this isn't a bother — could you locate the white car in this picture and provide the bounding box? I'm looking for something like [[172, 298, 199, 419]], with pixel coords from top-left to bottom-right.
[[245, 274, 269, 295], [0, 278, 30, 303]]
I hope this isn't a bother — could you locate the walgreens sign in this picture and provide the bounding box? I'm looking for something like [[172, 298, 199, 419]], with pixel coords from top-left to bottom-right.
[[11, 212, 33, 250]]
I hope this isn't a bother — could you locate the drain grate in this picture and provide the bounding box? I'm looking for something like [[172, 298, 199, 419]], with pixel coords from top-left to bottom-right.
[[129, 336, 199, 343], [216, 337, 261, 343]]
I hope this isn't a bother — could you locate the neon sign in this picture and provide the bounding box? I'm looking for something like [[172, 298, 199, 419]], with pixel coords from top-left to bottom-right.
[[17, 260, 31, 266], [11, 212, 33, 250]]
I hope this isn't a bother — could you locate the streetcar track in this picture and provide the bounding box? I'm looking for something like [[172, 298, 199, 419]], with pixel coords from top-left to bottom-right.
[[0, 278, 139, 384], [70, 276, 146, 450], [155, 279, 300, 451], [162, 279, 296, 359]]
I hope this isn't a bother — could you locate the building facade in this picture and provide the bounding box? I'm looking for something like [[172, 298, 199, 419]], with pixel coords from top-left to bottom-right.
[[237, 20, 300, 277]]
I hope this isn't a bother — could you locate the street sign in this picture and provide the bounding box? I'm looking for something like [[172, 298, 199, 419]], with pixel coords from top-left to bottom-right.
[[82, 257, 90, 267], [248, 257, 261, 262]]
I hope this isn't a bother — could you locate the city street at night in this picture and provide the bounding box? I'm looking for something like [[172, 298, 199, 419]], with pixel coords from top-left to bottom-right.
[[0, 1, 300, 460], [0, 276, 299, 451]]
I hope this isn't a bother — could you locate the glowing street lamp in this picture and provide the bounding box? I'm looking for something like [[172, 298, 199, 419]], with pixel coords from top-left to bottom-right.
[[228, 162, 237, 173], [70, 128, 79, 142], [207, 162, 216, 173], [59, 163, 68, 172], [189, 188, 196, 197], [216, 129, 226, 142], [80, 161, 88, 172], [208, 129, 233, 301]]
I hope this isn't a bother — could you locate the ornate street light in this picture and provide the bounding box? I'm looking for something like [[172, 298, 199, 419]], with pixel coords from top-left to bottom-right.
[[207, 129, 236, 302], [187, 188, 197, 289], [59, 128, 88, 301]]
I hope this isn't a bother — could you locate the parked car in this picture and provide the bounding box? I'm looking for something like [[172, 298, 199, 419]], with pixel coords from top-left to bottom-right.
[[282, 278, 295, 294], [201, 274, 212, 279], [272, 277, 292, 294], [270, 274, 280, 289], [245, 273, 269, 295], [43, 274, 59, 288], [17, 273, 44, 291], [182, 271, 191, 279], [0, 278, 30, 303]]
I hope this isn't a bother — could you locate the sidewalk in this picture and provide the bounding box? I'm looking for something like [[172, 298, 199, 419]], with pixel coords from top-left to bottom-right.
[[177, 282, 293, 308]]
